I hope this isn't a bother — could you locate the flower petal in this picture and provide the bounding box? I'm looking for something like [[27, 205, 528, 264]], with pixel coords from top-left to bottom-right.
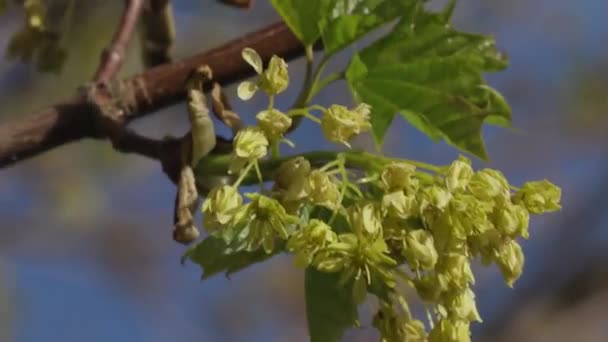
[[242, 47, 263, 74], [237, 81, 258, 100]]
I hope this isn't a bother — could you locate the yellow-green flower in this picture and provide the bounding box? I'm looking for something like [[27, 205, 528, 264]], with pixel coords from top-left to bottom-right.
[[494, 239, 524, 287], [403, 229, 438, 270], [238, 48, 289, 99], [287, 219, 337, 267], [382, 191, 417, 219], [201, 185, 242, 232], [305, 170, 341, 210], [428, 319, 471, 342], [349, 202, 383, 238], [513, 179, 561, 214], [446, 156, 474, 192], [256, 108, 292, 142], [381, 162, 418, 192], [467, 169, 510, 200], [240, 193, 299, 253], [320, 103, 371, 146], [230, 127, 268, 173]]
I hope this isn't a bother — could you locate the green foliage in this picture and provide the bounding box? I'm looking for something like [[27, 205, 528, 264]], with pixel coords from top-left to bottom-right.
[[183, 236, 277, 279], [346, 3, 510, 158], [305, 268, 359, 342]]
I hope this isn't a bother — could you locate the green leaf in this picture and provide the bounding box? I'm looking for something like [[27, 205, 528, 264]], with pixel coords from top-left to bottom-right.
[[270, 0, 331, 45], [346, 3, 510, 159], [183, 236, 276, 279], [320, 0, 418, 55], [305, 268, 359, 342]]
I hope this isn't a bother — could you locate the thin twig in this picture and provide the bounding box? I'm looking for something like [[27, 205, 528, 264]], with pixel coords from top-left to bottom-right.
[[93, 0, 145, 82]]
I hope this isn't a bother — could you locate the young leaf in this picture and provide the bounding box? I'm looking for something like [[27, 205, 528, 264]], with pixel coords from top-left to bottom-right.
[[346, 3, 510, 159], [183, 236, 276, 279], [269, 0, 330, 45], [305, 268, 359, 342], [320, 0, 418, 55]]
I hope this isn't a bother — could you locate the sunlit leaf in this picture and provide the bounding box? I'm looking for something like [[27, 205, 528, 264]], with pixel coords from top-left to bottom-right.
[[269, 0, 331, 45], [346, 3, 510, 158], [320, 0, 418, 55]]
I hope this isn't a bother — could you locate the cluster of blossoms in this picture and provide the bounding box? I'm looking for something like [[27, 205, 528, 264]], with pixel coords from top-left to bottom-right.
[[200, 49, 562, 342]]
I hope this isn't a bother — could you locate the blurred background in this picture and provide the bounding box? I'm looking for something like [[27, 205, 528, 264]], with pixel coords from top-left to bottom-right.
[[0, 0, 606, 341]]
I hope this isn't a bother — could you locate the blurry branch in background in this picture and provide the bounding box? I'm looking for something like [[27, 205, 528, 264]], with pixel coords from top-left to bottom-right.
[[93, 0, 144, 82], [0, 22, 306, 175], [140, 0, 175, 68], [217, 0, 253, 9]]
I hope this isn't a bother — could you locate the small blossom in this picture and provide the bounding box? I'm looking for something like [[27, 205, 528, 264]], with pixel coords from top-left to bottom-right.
[[403, 230, 438, 270], [231, 127, 268, 173], [256, 108, 292, 142], [381, 162, 418, 192], [320, 104, 371, 146], [201, 185, 242, 232], [428, 319, 471, 342], [382, 191, 417, 219], [445, 288, 482, 322], [513, 179, 561, 214], [287, 219, 337, 267], [494, 202, 530, 238], [274, 157, 311, 190], [438, 255, 475, 290], [305, 170, 341, 210], [446, 156, 474, 192], [237, 49, 289, 100], [422, 185, 453, 210], [373, 309, 427, 342], [259, 55, 289, 95], [467, 169, 510, 200], [494, 239, 524, 287], [241, 194, 299, 254], [349, 202, 383, 238]]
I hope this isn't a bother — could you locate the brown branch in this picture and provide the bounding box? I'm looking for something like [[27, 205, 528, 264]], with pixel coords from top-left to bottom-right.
[[0, 22, 306, 169], [93, 0, 145, 82]]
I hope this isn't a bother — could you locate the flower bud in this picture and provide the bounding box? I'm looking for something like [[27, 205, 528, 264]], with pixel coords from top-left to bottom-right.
[[243, 193, 299, 253], [494, 239, 524, 287], [438, 255, 475, 290], [256, 108, 292, 142], [422, 186, 452, 210], [320, 104, 371, 146], [234, 127, 268, 160], [274, 157, 311, 190], [305, 170, 341, 210], [287, 219, 337, 267], [467, 169, 509, 200], [349, 202, 383, 238], [258, 55, 289, 95], [494, 202, 530, 238], [381, 162, 418, 192], [202, 185, 243, 232], [382, 191, 417, 219], [428, 319, 470, 342], [446, 156, 474, 192], [403, 230, 438, 270], [513, 179, 561, 214], [446, 288, 482, 322]]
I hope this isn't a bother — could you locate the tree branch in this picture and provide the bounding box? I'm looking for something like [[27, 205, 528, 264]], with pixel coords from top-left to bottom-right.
[[93, 0, 145, 82], [0, 22, 306, 169]]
